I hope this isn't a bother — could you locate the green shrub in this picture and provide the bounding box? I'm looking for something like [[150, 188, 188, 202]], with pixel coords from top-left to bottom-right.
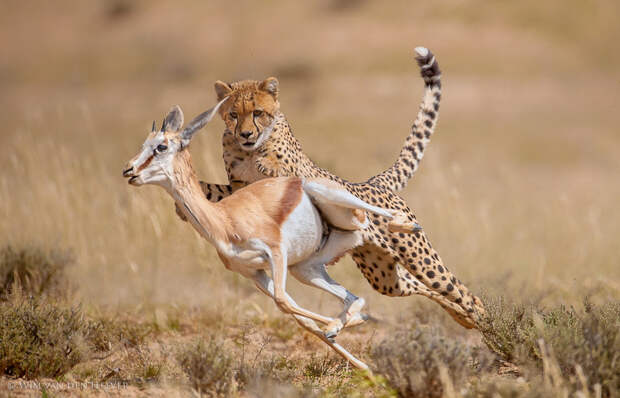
[[0, 292, 152, 380], [0, 296, 90, 378], [177, 337, 237, 396], [0, 244, 74, 300], [465, 376, 555, 398], [478, 296, 537, 362], [177, 334, 312, 397], [480, 297, 620, 397], [371, 326, 493, 398], [86, 314, 152, 351]]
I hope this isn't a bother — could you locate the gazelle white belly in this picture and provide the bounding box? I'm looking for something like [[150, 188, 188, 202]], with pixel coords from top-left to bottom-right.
[[280, 193, 323, 265]]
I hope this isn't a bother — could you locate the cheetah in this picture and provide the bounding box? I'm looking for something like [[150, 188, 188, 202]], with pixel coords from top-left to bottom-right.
[[180, 48, 485, 328]]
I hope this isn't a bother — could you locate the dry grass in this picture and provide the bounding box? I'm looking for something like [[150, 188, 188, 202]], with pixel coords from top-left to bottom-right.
[[480, 298, 620, 397], [0, 0, 618, 396], [177, 337, 237, 396], [0, 295, 89, 379], [371, 325, 494, 398], [0, 245, 74, 300]]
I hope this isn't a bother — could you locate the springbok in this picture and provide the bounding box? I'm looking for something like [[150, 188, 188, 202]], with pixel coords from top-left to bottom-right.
[[122, 99, 421, 369]]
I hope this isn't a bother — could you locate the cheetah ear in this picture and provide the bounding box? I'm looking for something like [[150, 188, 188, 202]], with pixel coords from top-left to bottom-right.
[[259, 77, 279, 98], [214, 81, 233, 101]]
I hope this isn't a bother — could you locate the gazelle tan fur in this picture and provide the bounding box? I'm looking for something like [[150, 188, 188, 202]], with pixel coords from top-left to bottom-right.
[[123, 99, 420, 370]]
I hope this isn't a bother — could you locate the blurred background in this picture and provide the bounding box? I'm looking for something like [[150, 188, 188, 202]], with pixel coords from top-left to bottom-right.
[[1, 0, 619, 321]]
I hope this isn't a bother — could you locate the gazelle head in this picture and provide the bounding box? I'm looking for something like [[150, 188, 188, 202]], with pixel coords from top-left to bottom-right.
[[123, 98, 227, 189]]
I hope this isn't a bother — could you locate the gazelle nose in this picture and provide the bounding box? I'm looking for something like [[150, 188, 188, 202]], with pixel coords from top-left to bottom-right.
[[122, 166, 134, 177], [239, 131, 252, 139]]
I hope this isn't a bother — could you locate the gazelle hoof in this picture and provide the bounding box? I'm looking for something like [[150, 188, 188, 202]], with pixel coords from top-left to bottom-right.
[[344, 312, 369, 328], [325, 330, 338, 341], [325, 318, 344, 339]]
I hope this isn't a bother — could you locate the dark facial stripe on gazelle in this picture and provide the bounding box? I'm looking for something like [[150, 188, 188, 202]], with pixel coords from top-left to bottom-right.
[[136, 155, 154, 172], [137, 137, 168, 173]]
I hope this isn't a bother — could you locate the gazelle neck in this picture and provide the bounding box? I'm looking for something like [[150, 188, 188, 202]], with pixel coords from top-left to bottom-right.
[[168, 149, 230, 246]]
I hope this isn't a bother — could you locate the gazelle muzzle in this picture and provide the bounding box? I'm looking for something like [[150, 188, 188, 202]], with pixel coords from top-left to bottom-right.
[[122, 165, 141, 185]]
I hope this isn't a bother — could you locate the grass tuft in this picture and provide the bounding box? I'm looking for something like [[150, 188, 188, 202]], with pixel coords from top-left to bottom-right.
[[0, 284, 152, 381], [371, 325, 494, 398], [177, 337, 237, 396], [0, 244, 74, 301], [480, 297, 620, 397], [86, 314, 153, 352], [0, 296, 90, 379]]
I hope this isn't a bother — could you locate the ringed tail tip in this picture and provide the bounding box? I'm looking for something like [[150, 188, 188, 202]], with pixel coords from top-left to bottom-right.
[[414, 46, 429, 58]]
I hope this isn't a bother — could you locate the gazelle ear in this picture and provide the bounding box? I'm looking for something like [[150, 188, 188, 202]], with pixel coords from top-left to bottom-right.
[[259, 77, 279, 98], [214, 81, 233, 101], [162, 105, 184, 132], [180, 97, 229, 147]]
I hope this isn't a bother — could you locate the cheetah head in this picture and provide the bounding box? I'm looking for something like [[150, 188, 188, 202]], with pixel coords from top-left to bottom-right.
[[214, 78, 280, 151]]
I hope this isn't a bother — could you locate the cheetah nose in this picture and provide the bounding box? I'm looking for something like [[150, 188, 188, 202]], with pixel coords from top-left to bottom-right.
[[239, 131, 252, 139]]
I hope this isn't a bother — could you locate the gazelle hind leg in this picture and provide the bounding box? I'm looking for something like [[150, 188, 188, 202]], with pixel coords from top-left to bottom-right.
[[251, 270, 369, 370], [291, 314, 369, 370], [303, 179, 394, 218], [387, 212, 423, 233], [290, 262, 368, 339], [304, 179, 422, 234], [290, 230, 369, 338]]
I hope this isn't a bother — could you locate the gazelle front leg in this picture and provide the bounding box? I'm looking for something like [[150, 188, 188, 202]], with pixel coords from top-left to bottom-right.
[[237, 239, 336, 326], [251, 270, 369, 370], [269, 248, 336, 326]]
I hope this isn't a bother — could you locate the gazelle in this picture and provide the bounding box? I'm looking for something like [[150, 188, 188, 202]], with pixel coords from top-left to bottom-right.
[[122, 99, 421, 369]]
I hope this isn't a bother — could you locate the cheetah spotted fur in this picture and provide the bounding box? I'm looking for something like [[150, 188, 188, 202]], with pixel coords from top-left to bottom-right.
[[181, 48, 485, 328]]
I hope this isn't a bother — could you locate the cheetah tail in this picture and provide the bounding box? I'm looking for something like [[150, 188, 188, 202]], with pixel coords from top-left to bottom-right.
[[387, 211, 423, 234], [367, 47, 441, 192]]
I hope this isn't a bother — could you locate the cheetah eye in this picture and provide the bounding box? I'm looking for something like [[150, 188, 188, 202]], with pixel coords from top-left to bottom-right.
[[155, 144, 168, 153], [253, 110, 263, 117], [229, 112, 238, 119]]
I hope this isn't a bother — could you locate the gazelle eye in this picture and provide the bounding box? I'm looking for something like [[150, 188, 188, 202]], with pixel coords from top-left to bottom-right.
[[229, 112, 238, 119], [156, 144, 168, 153], [253, 110, 263, 117]]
